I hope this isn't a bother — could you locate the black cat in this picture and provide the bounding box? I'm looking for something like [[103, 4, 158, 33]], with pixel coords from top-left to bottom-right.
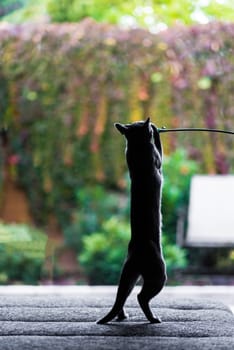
[[97, 118, 166, 324]]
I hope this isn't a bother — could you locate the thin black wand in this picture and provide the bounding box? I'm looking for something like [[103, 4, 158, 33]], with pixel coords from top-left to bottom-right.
[[157, 127, 234, 135]]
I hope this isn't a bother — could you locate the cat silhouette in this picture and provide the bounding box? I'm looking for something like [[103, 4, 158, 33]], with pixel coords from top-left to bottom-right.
[[97, 118, 166, 324]]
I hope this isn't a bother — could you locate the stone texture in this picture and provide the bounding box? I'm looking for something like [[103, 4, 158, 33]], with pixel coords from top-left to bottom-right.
[[0, 288, 233, 349]]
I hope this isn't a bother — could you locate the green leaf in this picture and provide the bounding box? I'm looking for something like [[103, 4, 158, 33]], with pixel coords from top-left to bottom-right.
[[197, 76, 212, 90]]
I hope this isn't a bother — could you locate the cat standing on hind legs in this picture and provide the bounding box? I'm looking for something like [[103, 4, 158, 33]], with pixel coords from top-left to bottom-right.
[[97, 118, 167, 324]]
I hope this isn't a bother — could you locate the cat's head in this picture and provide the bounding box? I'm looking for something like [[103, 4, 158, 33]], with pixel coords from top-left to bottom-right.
[[115, 118, 159, 143]]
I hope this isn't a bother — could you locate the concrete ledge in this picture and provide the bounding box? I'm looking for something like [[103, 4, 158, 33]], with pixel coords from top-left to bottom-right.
[[1, 336, 234, 350], [0, 286, 233, 349]]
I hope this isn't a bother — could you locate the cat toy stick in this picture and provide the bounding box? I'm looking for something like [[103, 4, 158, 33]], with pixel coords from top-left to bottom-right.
[[157, 127, 234, 135]]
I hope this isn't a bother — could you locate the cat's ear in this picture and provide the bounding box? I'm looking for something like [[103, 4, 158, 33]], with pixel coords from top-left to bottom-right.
[[115, 123, 127, 134], [144, 117, 151, 132], [144, 117, 151, 126]]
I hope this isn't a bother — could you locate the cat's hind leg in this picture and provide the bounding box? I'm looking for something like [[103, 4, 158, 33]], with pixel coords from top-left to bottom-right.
[[137, 280, 164, 323], [97, 259, 139, 324], [116, 308, 129, 321]]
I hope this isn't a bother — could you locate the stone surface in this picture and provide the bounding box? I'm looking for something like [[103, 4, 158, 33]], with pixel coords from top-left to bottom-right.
[[0, 287, 233, 349]]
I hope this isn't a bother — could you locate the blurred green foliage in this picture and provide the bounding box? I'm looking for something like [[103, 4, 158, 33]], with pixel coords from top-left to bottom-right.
[[0, 1, 27, 18], [0, 222, 46, 284], [3, 0, 234, 27], [162, 235, 187, 275], [0, 20, 233, 229], [64, 185, 128, 251], [162, 149, 200, 240], [0, 0, 48, 23], [47, 0, 125, 24], [80, 217, 130, 284]]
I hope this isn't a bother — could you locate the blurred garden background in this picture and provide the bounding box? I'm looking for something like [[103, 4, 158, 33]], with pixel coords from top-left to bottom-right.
[[0, 0, 234, 285]]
